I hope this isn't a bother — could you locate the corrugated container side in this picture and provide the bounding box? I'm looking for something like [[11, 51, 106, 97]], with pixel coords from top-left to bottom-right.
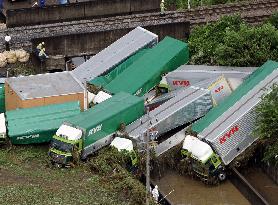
[[127, 88, 212, 140], [104, 36, 189, 96], [6, 101, 81, 144], [192, 60, 278, 133], [202, 69, 278, 165], [89, 48, 150, 87], [63, 92, 144, 148]]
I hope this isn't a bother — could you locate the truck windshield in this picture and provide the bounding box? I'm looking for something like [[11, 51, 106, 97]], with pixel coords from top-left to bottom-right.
[[50, 138, 74, 153]]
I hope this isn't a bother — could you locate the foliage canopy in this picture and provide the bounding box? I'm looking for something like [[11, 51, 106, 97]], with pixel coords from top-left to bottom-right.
[[188, 15, 278, 67], [255, 84, 278, 165]]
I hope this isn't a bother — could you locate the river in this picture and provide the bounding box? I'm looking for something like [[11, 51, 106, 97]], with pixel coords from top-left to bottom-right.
[[153, 171, 250, 205]]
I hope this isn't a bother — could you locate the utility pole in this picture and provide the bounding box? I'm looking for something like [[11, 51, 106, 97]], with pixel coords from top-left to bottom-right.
[[145, 108, 150, 205]]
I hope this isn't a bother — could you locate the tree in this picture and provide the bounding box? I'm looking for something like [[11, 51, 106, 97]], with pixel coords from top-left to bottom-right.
[[255, 84, 278, 165], [189, 15, 278, 67]]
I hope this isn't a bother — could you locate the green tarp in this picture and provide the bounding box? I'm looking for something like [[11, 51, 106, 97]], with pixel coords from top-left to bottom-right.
[[0, 84, 5, 113], [192, 60, 278, 133], [89, 48, 150, 87], [6, 101, 81, 144], [104, 37, 189, 96], [65, 92, 144, 148]]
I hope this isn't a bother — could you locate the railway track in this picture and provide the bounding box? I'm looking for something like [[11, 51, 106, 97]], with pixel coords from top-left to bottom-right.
[[0, 0, 277, 51]]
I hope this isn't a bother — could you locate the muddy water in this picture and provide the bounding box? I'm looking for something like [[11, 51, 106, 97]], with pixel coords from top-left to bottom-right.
[[243, 167, 278, 205], [153, 171, 250, 205]]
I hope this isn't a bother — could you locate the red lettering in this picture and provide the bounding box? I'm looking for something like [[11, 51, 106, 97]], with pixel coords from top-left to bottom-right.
[[173, 80, 190, 87], [215, 85, 224, 93], [173, 80, 178, 86], [219, 125, 239, 145]]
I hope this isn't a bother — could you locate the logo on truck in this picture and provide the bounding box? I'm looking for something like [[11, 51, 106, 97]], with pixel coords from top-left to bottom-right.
[[88, 124, 102, 136], [214, 85, 224, 93], [219, 125, 239, 144], [172, 80, 190, 87]]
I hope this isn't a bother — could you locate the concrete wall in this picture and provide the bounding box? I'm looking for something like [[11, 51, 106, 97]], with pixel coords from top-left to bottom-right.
[[6, 0, 160, 27], [32, 22, 190, 57]]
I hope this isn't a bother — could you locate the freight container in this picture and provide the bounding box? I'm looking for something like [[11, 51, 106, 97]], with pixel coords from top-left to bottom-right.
[[72, 27, 158, 83], [48, 92, 144, 167], [104, 36, 189, 96], [6, 101, 81, 144], [126, 87, 212, 141], [180, 60, 278, 183], [165, 65, 256, 91], [89, 48, 150, 87]]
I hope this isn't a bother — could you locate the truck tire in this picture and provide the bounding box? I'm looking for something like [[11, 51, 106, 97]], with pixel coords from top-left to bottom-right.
[[218, 172, 226, 181]]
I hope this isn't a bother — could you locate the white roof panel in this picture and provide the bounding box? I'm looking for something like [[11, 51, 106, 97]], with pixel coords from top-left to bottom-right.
[[111, 137, 133, 152], [72, 27, 158, 83], [0, 113, 6, 134], [56, 124, 83, 141], [6, 72, 84, 100]]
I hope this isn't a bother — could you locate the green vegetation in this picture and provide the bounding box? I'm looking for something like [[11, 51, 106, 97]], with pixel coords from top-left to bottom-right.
[[255, 84, 278, 165], [0, 145, 152, 205], [166, 0, 248, 10], [189, 15, 278, 67]]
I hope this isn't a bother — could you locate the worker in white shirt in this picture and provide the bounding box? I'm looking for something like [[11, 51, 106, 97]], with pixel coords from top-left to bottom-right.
[[4, 34, 11, 51]]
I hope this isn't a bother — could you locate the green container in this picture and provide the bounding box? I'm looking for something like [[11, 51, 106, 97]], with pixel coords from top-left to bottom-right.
[[192, 60, 278, 133], [6, 101, 81, 144], [89, 48, 150, 87], [104, 37, 189, 96], [64, 92, 144, 148], [0, 84, 5, 113]]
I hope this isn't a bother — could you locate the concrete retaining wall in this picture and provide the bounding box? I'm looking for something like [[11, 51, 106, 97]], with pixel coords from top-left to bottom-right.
[[32, 22, 190, 57], [6, 0, 160, 27]]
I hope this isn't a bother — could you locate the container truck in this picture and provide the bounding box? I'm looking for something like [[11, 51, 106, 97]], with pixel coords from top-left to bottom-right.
[[72, 27, 158, 83], [180, 60, 278, 183], [0, 113, 6, 143], [126, 87, 213, 144], [6, 101, 81, 144], [103, 36, 189, 97], [48, 92, 144, 167], [160, 65, 257, 105]]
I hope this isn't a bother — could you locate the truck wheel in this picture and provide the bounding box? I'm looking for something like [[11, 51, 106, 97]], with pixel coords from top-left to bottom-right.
[[55, 163, 62, 169], [218, 172, 226, 181]]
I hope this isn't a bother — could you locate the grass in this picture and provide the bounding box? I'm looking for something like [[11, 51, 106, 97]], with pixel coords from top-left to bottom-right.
[[0, 144, 151, 205]]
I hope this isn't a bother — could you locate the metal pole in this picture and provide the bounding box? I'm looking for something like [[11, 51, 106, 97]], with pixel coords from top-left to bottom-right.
[[146, 108, 150, 205]]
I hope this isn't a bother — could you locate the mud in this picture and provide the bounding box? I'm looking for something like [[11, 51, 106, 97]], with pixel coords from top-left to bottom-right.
[[153, 170, 250, 205]]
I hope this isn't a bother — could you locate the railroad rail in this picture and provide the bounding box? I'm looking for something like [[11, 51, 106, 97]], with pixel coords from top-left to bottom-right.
[[0, 0, 277, 52]]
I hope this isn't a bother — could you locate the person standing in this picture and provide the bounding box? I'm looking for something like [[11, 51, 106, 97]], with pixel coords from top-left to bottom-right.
[[39, 0, 45, 7], [152, 185, 159, 203], [160, 0, 165, 16], [4, 34, 11, 51]]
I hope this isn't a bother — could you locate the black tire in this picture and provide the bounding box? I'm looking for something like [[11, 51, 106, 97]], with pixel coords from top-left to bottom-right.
[[218, 172, 226, 181]]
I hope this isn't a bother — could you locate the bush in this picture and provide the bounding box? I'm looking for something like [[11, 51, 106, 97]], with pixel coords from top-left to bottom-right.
[[255, 84, 278, 165], [189, 15, 278, 66]]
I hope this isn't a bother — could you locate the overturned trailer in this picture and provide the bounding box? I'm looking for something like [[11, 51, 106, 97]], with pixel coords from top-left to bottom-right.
[[72, 27, 158, 83], [104, 36, 189, 96], [163, 65, 257, 105], [165, 65, 257, 91], [126, 87, 212, 143], [177, 60, 278, 183], [6, 101, 81, 144]]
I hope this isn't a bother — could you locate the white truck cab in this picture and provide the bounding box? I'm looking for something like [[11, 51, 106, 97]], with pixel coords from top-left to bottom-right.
[[0, 113, 6, 142]]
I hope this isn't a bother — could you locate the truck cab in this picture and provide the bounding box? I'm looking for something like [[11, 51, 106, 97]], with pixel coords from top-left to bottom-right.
[[110, 137, 138, 170], [0, 113, 6, 143], [181, 135, 225, 184], [48, 124, 83, 167]]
